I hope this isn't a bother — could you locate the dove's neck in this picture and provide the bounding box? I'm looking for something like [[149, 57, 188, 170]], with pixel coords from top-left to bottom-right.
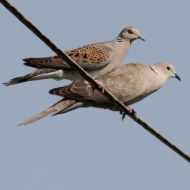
[[116, 36, 131, 44], [149, 65, 168, 91], [116, 37, 123, 43]]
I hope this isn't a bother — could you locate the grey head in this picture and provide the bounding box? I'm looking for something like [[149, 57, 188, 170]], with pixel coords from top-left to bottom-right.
[[117, 27, 145, 43], [150, 62, 181, 81]]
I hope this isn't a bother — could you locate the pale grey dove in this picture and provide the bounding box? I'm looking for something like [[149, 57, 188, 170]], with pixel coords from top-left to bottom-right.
[[19, 62, 180, 125], [3, 27, 144, 86]]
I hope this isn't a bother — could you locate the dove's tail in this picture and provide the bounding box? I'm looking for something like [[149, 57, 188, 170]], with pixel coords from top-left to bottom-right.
[[3, 68, 63, 86], [18, 99, 84, 126]]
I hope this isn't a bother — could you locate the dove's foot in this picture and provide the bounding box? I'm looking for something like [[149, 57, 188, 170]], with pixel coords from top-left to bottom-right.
[[95, 80, 105, 93], [120, 106, 137, 120], [83, 80, 105, 93]]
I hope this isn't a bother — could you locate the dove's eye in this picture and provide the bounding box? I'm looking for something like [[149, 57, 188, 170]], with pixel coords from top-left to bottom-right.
[[128, 29, 133, 34], [167, 66, 171, 70]]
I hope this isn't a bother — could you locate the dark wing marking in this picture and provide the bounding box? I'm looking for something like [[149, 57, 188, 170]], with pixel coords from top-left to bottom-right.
[[23, 43, 113, 70]]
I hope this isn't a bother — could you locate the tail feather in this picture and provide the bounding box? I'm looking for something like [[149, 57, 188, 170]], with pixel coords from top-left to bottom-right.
[[3, 68, 61, 86], [3, 75, 32, 86], [18, 99, 76, 126], [52, 102, 84, 116]]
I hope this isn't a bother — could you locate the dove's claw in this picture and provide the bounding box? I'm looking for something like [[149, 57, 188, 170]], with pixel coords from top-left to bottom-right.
[[95, 80, 105, 93], [120, 106, 137, 120], [120, 111, 126, 120]]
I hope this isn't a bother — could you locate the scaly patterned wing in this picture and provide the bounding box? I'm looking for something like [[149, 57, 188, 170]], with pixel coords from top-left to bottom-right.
[[49, 83, 90, 101], [49, 81, 108, 103], [23, 43, 114, 71]]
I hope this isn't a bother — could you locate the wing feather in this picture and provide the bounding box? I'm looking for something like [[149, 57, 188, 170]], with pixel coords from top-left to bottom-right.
[[23, 43, 113, 70]]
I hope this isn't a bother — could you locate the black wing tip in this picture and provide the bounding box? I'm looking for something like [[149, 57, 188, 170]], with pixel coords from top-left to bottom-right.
[[49, 88, 57, 95], [23, 57, 36, 62], [23, 58, 38, 68]]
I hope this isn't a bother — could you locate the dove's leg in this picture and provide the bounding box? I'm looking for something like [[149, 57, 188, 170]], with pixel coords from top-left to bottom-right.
[[120, 106, 137, 120]]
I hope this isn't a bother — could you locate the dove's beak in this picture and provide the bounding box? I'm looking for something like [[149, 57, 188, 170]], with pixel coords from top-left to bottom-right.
[[138, 36, 145, 41], [175, 73, 181, 81]]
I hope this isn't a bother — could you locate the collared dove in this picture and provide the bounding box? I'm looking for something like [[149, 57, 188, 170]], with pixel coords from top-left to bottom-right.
[[18, 62, 180, 126], [3, 27, 144, 86]]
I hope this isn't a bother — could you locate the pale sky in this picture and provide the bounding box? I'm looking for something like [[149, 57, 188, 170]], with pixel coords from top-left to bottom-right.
[[0, 0, 190, 189]]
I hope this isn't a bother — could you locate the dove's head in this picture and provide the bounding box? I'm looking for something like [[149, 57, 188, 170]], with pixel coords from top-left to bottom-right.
[[152, 62, 181, 81], [118, 27, 145, 43]]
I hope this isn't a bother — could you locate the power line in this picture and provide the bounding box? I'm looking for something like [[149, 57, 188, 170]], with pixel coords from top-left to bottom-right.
[[1, 0, 190, 163]]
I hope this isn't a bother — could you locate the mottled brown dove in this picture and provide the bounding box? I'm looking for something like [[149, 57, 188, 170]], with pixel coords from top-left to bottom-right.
[[3, 27, 144, 86], [18, 62, 180, 125]]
